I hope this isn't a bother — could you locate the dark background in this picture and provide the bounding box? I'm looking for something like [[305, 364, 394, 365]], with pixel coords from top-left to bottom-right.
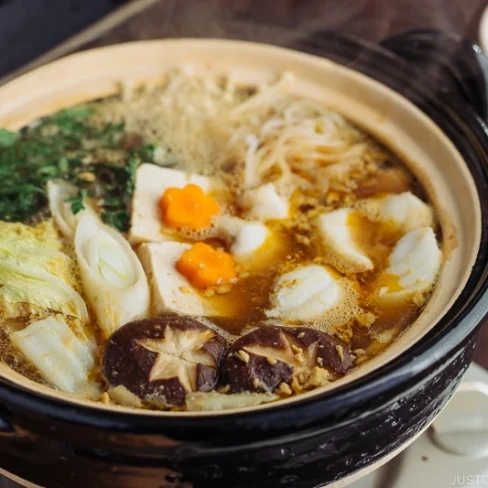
[[0, 0, 126, 78]]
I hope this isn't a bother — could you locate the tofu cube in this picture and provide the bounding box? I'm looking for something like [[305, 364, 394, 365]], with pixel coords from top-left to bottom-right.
[[137, 242, 221, 317], [129, 164, 217, 244]]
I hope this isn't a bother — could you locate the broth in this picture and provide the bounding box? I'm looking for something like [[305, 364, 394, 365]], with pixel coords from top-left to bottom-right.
[[0, 72, 443, 411]]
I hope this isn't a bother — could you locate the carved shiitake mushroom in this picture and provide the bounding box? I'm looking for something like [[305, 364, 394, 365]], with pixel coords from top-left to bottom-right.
[[221, 326, 352, 394], [103, 316, 228, 406]]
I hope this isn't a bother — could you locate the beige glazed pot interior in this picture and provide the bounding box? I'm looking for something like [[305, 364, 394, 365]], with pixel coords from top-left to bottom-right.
[[0, 39, 481, 416]]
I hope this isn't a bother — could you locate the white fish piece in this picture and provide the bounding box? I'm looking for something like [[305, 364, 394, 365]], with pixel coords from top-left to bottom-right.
[[378, 227, 442, 298], [217, 215, 269, 259], [314, 208, 373, 274], [10, 316, 95, 395], [129, 163, 221, 244], [239, 183, 289, 221], [357, 191, 434, 233], [380, 192, 434, 232], [267, 264, 342, 322], [75, 214, 150, 338], [137, 242, 222, 317], [47, 180, 98, 239]]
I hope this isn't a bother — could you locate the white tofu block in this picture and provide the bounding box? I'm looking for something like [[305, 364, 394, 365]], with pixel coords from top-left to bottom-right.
[[314, 208, 373, 274], [239, 183, 289, 221], [378, 227, 442, 299], [380, 192, 434, 233], [129, 164, 217, 244], [137, 242, 221, 317], [10, 316, 94, 394], [217, 215, 269, 260], [266, 265, 342, 322]]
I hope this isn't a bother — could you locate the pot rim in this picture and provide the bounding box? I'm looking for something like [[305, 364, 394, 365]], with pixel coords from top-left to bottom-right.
[[0, 36, 487, 428]]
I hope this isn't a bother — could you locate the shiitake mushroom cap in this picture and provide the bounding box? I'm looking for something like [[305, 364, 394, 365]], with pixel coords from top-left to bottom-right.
[[221, 325, 352, 393], [103, 316, 228, 406]]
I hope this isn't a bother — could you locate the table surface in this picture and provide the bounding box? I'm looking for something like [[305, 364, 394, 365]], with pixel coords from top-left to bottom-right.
[[7, 0, 488, 367]]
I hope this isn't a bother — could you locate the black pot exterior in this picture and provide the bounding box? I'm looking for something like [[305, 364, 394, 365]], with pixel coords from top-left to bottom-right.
[[1, 31, 488, 488], [0, 335, 479, 488]]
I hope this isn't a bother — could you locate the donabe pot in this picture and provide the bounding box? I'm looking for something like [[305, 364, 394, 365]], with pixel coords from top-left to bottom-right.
[[0, 30, 488, 488]]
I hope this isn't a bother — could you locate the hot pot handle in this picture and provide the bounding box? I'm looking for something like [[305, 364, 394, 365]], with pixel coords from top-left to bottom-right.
[[380, 29, 488, 122]]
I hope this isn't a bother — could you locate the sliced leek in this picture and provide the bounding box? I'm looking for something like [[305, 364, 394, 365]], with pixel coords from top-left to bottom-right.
[[74, 213, 150, 338], [47, 180, 97, 239], [10, 316, 95, 394]]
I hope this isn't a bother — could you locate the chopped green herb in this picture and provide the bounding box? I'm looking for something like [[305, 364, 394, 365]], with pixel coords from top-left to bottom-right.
[[125, 145, 153, 195], [102, 198, 121, 208], [50, 106, 94, 126], [58, 157, 69, 173], [0, 128, 19, 148], [0, 104, 156, 230], [102, 210, 130, 231], [65, 190, 87, 215]]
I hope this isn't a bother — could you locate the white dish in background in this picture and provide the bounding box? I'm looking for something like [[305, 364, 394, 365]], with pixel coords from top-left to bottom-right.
[[351, 363, 488, 488]]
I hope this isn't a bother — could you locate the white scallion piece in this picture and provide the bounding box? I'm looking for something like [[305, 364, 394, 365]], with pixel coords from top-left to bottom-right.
[[47, 180, 97, 239], [74, 213, 150, 338], [10, 316, 95, 394]]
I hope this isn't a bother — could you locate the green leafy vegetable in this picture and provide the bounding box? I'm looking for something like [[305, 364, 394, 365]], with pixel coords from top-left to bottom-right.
[[49, 106, 95, 132], [0, 128, 19, 148], [102, 210, 129, 231], [0, 104, 156, 230]]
